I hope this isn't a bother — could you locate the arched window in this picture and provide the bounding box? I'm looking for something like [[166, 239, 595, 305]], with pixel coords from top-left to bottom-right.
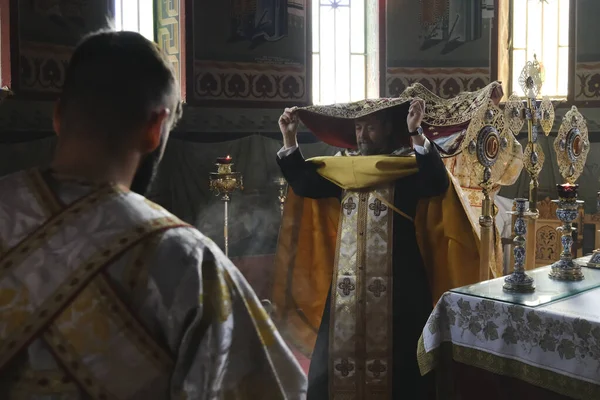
[[113, 0, 155, 42], [509, 0, 571, 98], [312, 0, 378, 105]]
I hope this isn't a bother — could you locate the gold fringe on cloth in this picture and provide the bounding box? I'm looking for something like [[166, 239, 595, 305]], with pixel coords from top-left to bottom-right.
[[417, 339, 600, 400]]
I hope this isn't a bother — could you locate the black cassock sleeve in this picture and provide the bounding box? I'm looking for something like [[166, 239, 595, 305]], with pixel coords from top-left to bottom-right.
[[414, 144, 450, 199], [276, 148, 342, 199]]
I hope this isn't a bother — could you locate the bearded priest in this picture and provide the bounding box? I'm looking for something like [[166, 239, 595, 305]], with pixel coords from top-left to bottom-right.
[[270, 85, 507, 399]]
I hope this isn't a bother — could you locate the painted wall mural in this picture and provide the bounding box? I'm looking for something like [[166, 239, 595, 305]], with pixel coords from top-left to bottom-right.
[[386, 67, 490, 98], [193, 0, 309, 105], [15, 0, 111, 96], [386, 0, 493, 98], [575, 62, 600, 102]]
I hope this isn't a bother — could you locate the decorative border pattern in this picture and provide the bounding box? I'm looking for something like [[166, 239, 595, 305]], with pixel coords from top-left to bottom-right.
[[193, 60, 307, 103], [156, 0, 183, 89], [386, 67, 490, 99], [19, 41, 72, 94], [575, 62, 600, 101]]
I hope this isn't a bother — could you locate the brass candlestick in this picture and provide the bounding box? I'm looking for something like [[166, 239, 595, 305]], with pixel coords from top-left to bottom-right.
[[209, 155, 243, 256], [273, 177, 288, 216], [589, 191, 600, 269]]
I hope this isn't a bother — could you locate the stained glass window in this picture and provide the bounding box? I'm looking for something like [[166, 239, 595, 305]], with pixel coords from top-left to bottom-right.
[[114, 0, 155, 42], [312, 0, 368, 105], [511, 0, 570, 97]]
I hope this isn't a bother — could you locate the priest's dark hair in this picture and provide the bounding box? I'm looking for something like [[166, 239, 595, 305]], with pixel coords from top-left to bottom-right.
[[57, 27, 183, 141]]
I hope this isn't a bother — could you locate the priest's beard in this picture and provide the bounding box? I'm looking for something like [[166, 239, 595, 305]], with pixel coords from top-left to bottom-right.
[[130, 137, 166, 196], [358, 135, 394, 156]]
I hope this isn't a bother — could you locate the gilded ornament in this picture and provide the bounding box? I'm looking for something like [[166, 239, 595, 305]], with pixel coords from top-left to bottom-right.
[[539, 96, 555, 135], [504, 93, 525, 135], [553, 106, 589, 184]]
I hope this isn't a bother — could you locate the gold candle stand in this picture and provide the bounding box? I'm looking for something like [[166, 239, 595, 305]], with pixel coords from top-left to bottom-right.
[[273, 177, 288, 217], [209, 156, 243, 256]]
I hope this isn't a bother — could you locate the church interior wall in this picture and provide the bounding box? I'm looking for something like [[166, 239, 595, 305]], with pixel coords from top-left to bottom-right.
[[1, 0, 600, 296]]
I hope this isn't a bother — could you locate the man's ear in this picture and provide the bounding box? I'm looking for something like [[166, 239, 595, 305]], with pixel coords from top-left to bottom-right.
[[53, 101, 61, 136], [141, 109, 170, 153]]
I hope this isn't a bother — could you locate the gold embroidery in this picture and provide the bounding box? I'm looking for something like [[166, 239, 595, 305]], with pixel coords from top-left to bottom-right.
[[0, 216, 186, 372], [329, 191, 360, 399], [4, 362, 79, 398], [43, 325, 118, 400], [122, 235, 161, 295], [46, 274, 175, 400], [364, 188, 394, 397], [330, 186, 394, 399], [0, 184, 118, 282], [298, 82, 497, 128], [204, 260, 233, 323]]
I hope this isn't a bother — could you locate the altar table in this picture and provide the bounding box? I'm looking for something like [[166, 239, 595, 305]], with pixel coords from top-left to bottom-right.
[[419, 258, 600, 400]]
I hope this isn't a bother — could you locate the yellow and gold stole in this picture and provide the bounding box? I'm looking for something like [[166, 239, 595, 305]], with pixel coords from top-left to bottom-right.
[[330, 185, 396, 398], [272, 155, 482, 399]]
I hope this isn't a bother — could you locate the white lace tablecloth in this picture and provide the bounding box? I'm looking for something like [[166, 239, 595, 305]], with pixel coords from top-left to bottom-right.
[[420, 282, 600, 398]]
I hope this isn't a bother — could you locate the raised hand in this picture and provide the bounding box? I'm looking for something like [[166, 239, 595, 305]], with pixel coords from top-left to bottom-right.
[[278, 107, 299, 148], [407, 98, 425, 133]]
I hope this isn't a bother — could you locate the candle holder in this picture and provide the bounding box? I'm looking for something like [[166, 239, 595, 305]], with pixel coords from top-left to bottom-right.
[[209, 155, 243, 256], [273, 176, 288, 217], [588, 191, 600, 269], [549, 184, 584, 281], [550, 106, 589, 277], [503, 198, 536, 293]]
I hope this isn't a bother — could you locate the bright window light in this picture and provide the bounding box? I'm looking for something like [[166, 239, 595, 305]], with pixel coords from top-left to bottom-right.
[[114, 0, 155, 43], [312, 0, 367, 105], [511, 0, 570, 97]]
